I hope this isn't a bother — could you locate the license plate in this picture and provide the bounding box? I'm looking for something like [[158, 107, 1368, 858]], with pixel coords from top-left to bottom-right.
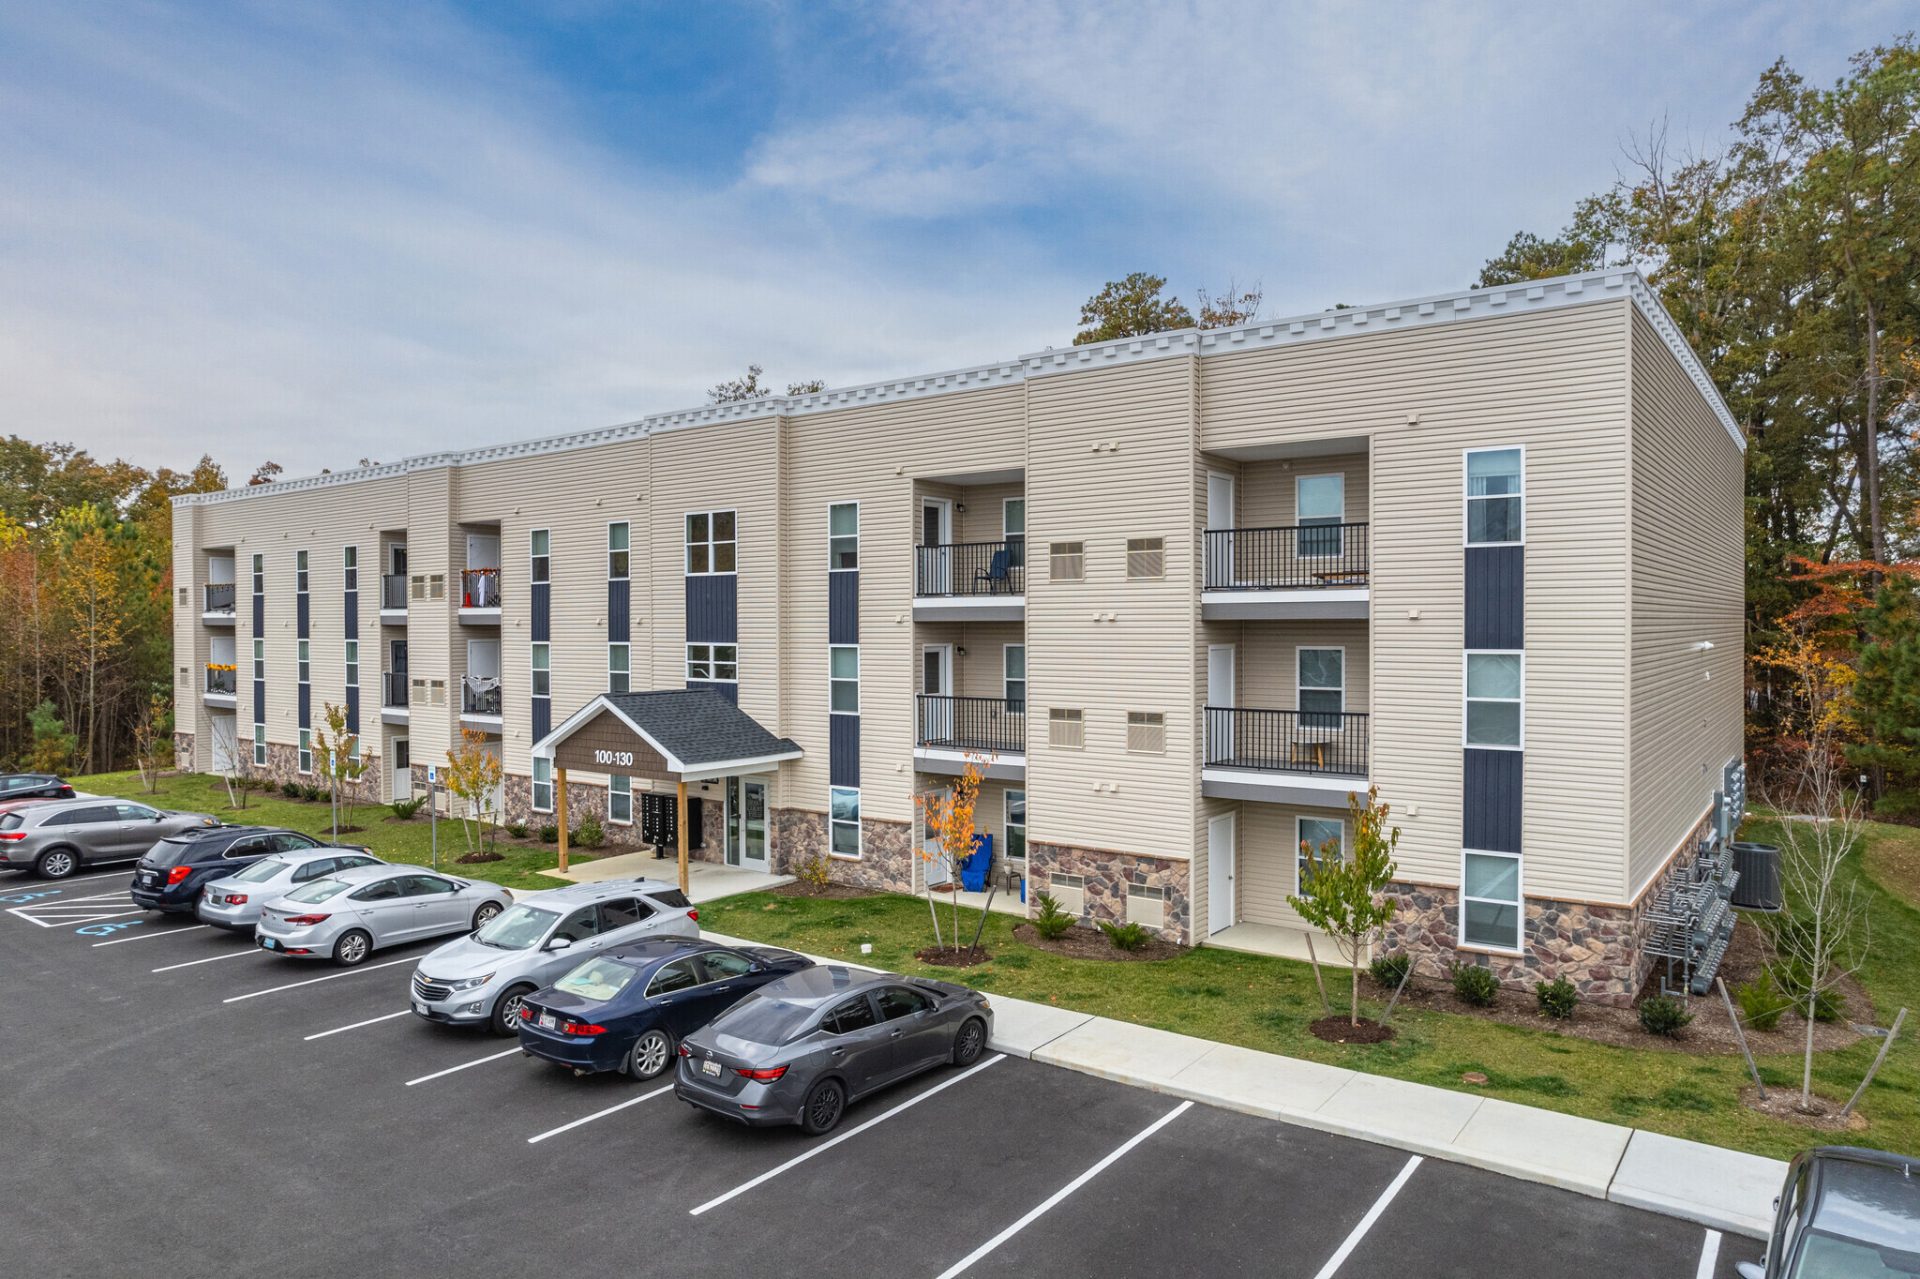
[[413, 1001, 427, 1015], [140, 873, 155, 885], [259, 937, 279, 950], [539, 1013, 556, 1030], [700, 1059, 721, 1078]]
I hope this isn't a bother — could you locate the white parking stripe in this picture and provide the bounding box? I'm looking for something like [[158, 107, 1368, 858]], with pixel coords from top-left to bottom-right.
[[1309, 1155, 1423, 1279], [33, 869, 138, 887], [404, 1047, 522, 1087], [689, 1054, 1004, 1217], [305, 1010, 410, 1041], [95, 925, 210, 946], [527, 1084, 674, 1144], [222, 955, 415, 1003], [933, 1100, 1191, 1279], [1696, 1230, 1722, 1279], [152, 949, 266, 973]]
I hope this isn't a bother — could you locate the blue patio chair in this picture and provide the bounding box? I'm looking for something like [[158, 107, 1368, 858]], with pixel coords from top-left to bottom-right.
[[959, 833, 994, 892], [974, 549, 1012, 595]]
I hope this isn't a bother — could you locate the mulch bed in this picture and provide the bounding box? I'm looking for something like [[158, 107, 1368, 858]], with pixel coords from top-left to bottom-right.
[[916, 945, 995, 969], [1741, 1085, 1870, 1132], [1011, 922, 1186, 963], [767, 882, 877, 900], [1310, 1015, 1395, 1044], [455, 850, 505, 864]]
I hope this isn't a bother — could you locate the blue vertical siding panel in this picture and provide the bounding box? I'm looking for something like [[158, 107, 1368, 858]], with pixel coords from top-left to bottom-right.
[[343, 590, 358, 641], [251, 594, 264, 633], [532, 696, 551, 743], [1462, 749, 1523, 853], [345, 687, 359, 735], [1464, 546, 1524, 650], [297, 683, 311, 728], [830, 715, 861, 787], [829, 572, 859, 645], [252, 680, 265, 728], [530, 583, 550, 643], [685, 576, 738, 644], [608, 579, 630, 643], [685, 680, 738, 705], [296, 593, 310, 639]]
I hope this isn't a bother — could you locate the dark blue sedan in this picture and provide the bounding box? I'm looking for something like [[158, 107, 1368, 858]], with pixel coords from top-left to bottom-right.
[[516, 938, 812, 1080]]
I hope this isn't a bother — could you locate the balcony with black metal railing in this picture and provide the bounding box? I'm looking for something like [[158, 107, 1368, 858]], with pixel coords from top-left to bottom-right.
[[1203, 705, 1368, 795], [459, 568, 501, 621], [202, 582, 237, 622], [913, 694, 1026, 779], [382, 671, 409, 708], [461, 675, 502, 723], [380, 573, 409, 618], [203, 664, 238, 703], [912, 541, 1024, 621], [1201, 524, 1370, 620]]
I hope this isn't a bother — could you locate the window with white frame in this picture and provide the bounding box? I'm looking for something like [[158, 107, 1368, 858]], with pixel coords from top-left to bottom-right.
[[1004, 645, 1026, 710], [609, 775, 632, 825], [297, 640, 310, 686], [297, 728, 312, 775], [1049, 541, 1084, 582], [1462, 850, 1522, 951], [531, 643, 550, 698], [532, 757, 553, 813], [252, 723, 266, 766], [1003, 499, 1025, 568], [685, 510, 737, 574], [343, 546, 358, 592], [531, 529, 550, 585], [829, 504, 858, 570], [1048, 707, 1084, 749], [608, 643, 629, 694], [1296, 816, 1345, 898], [687, 643, 738, 682], [348, 738, 361, 765], [829, 646, 858, 714], [344, 640, 359, 689], [252, 638, 265, 681], [1005, 790, 1026, 862], [829, 786, 861, 857], [1464, 652, 1523, 748], [295, 550, 309, 595], [1127, 711, 1165, 754], [1126, 537, 1165, 579], [607, 523, 629, 581], [1466, 447, 1524, 544], [251, 553, 264, 596], [1298, 648, 1344, 726], [1296, 474, 1344, 557]]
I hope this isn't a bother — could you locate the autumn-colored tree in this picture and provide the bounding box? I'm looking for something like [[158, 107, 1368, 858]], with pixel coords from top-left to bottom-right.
[[915, 752, 991, 957], [1288, 787, 1401, 1027], [132, 690, 171, 794], [445, 728, 503, 853], [1074, 273, 1196, 345], [313, 701, 367, 841]]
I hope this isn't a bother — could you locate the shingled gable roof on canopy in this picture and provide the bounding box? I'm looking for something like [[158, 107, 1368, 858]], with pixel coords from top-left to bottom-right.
[[531, 690, 801, 782]]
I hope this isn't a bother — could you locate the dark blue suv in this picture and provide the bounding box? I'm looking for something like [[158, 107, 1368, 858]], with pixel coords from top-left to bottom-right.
[[131, 827, 338, 913]]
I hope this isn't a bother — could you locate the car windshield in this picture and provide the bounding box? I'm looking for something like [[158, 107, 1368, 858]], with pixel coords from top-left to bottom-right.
[[285, 878, 351, 903], [233, 859, 291, 884], [554, 958, 639, 1003], [145, 838, 204, 868], [1795, 1231, 1920, 1277], [711, 997, 815, 1045], [473, 904, 558, 950]]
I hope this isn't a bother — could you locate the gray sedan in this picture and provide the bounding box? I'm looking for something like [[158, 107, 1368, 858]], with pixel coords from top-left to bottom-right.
[[255, 865, 510, 966], [675, 966, 992, 1134], [198, 849, 386, 931], [0, 798, 219, 879]]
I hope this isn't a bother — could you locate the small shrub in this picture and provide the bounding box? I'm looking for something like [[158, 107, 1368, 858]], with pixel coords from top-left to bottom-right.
[[1534, 977, 1578, 1020], [1735, 973, 1786, 1032], [280, 782, 301, 799], [1450, 961, 1499, 1007], [794, 851, 832, 893], [1770, 960, 1845, 1023], [1098, 920, 1151, 951], [389, 797, 425, 821], [300, 784, 325, 802], [1639, 995, 1693, 1038], [573, 816, 605, 849], [1369, 952, 1412, 989], [505, 822, 528, 840], [1032, 892, 1074, 941], [538, 823, 559, 844]]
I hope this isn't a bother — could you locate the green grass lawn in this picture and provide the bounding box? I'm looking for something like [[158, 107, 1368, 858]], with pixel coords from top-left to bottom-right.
[[67, 770, 1920, 1160]]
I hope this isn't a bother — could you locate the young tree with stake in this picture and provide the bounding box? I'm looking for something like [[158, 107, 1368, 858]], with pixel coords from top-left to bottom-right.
[[1288, 787, 1401, 1027]]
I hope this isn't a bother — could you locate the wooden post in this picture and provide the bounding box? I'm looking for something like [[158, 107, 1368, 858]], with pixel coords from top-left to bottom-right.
[[675, 779, 690, 896], [1842, 1007, 1907, 1117], [556, 765, 570, 874]]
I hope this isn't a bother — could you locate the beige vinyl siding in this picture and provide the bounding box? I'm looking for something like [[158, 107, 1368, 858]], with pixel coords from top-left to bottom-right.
[[782, 385, 1026, 824], [1238, 800, 1352, 930], [1626, 310, 1745, 897], [1203, 301, 1632, 898], [910, 621, 1025, 701], [1236, 453, 1371, 528], [1233, 621, 1371, 714], [1027, 357, 1198, 858], [955, 481, 1026, 547]]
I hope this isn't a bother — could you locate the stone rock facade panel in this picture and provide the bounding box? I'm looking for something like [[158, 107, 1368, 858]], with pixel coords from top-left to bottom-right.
[[1028, 841, 1192, 945], [775, 809, 913, 893]]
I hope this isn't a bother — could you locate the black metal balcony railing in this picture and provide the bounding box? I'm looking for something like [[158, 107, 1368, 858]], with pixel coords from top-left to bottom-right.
[[916, 694, 1026, 755], [1204, 524, 1369, 590], [383, 671, 409, 708], [462, 678, 502, 716], [381, 573, 408, 611], [461, 568, 501, 609], [205, 666, 237, 696], [203, 583, 236, 614], [1204, 706, 1368, 776], [915, 541, 1024, 598]]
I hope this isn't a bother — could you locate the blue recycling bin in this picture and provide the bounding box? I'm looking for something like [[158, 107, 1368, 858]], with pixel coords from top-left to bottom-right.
[[959, 833, 993, 892]]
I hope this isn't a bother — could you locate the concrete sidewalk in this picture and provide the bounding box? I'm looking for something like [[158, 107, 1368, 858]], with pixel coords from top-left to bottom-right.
[[705, 929, 1786, 1240]]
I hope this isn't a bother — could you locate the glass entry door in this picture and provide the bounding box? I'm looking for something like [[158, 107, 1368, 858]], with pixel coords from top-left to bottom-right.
[[726, 776, 769, 868]]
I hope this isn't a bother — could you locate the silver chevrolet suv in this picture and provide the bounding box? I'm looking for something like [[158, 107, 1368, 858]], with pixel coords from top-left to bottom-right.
[[0, 798, 219, 879], [409, 878, 700, 1034]]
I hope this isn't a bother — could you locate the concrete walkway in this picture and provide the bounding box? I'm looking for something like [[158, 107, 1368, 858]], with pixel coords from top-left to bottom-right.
[[704, 929, 1786, 1240], [540, 850, 793, 903]]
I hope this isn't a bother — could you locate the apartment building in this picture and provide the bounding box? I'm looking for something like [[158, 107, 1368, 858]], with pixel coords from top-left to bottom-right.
[[171, 269, 1745, 1002]]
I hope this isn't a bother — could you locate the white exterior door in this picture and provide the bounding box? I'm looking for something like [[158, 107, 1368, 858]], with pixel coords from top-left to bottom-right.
[[920, 499, 953, 593], [1208, 812, 1236, 935], [1207, 644, 1236, 763], [209, 714, 237, 774], [741, 778, 769, 868], [392, 738, 411, 801], [921, 645, 954, 744], [1206, 471, 1236, 585]]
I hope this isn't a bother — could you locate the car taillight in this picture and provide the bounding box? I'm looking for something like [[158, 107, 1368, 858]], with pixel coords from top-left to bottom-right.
[[223, 894, 248, 905], [734, 1065, 787, 1082], [687, 908, 699, 922], [0, 832, 22, 841], [166, 866, 193, 886], [285, 913, 330, 926], [677, 1043, 691, 1057], [518, 1006, 532, 1019], [561, 1021, 607, 1036]]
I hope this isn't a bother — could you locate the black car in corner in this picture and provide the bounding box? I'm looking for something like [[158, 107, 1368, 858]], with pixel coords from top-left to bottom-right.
[[131, 827, 345, 913], [1740, 1145, 1920, 1278], [0, 773, 76, 802]]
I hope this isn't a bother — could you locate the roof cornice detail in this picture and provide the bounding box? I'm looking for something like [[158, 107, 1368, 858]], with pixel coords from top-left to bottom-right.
[[174, 269, 1739, 507]]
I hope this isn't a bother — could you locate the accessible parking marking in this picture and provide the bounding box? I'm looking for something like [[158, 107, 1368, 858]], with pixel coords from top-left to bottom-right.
[[152, 949, 267, 973], [403, 1047, 521, 1087], [94, 925, 211, 947], [527, 1084, 675, 1144], [305, 1010, 410, 1041], [222, 955, 415, 1004], [689, 1054, 1004, 1217], [1310, 1155, 1423, 1279]]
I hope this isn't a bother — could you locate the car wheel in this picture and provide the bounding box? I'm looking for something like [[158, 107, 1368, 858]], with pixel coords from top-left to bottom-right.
[[952, 1016, 987, 1067], [333, 929, 372, 967], [626, 1028, 674, 1080], [800, 1078, 846, 1136], [490, 984, 536, 1037], [35, 848, 78, 880], [472, 900, 503, 930]]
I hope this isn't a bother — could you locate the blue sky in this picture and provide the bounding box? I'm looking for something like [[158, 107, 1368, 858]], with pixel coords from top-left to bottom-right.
[[0, 1, 1906, 476]]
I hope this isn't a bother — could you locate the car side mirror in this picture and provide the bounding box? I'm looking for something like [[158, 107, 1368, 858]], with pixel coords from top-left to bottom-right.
[[546, 936, 574, 952], [748, 963, 765, 974], [1735, 1263, 1765, 1279]]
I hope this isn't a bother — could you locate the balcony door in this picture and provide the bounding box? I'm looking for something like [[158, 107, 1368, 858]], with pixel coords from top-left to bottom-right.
[[921, 644, 953, 745], [209, 714, 237, 775], [920, 498, 953, 594], [392, 738, 412, 801], [1206, 471, 1236, 585], [1207, 812, 1236, 935], [1207, 644, 1236, 763]]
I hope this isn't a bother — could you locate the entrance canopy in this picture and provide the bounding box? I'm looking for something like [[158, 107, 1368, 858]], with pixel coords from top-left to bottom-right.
[[532, 689, 801, 784]]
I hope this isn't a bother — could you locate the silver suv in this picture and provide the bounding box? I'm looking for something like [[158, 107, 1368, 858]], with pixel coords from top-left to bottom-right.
[[0, 798, 219, 879], [411, 879, 700, 1034]]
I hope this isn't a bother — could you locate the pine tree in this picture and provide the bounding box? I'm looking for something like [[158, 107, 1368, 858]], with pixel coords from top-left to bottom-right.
[[1853, 583, 1920, 813]]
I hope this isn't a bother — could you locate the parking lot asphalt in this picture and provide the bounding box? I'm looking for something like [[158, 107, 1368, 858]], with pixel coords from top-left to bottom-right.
[[2, 868, 1766, 1279]]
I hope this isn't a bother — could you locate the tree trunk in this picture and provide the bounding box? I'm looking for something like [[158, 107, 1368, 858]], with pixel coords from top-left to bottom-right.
[[1350, 955, 1361, 1027], [1864, 299, 1883, 564]]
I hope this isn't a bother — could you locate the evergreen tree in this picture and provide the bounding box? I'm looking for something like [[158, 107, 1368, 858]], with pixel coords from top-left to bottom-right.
[[1854, 582, 1920, 812]]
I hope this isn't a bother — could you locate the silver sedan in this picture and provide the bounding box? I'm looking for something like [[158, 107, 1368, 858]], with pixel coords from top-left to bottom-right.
[[255, 865, 510, 966], [198, 849, 386, 932]]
